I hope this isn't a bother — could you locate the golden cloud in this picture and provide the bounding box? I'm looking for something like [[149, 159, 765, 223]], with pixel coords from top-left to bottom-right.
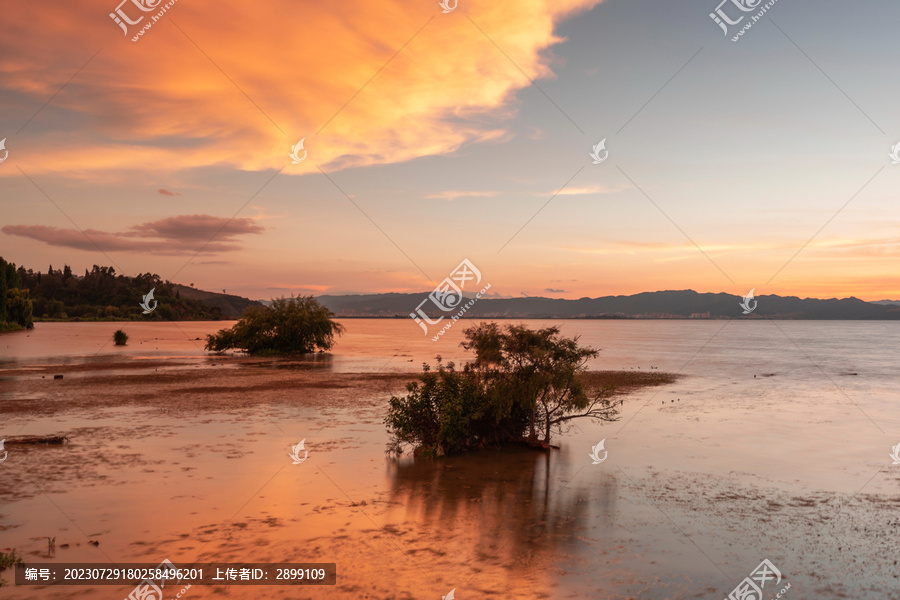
[[0, 0, 602, 176]]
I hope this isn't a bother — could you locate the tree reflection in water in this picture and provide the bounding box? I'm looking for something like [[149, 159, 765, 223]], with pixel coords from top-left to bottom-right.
[[384, 446, 619, 597]]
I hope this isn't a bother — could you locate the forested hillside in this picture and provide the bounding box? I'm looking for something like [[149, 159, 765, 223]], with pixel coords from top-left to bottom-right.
[[12, 261, 224, 321]]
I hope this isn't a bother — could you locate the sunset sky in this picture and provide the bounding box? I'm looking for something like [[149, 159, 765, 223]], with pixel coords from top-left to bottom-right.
[[1, 0, 898, 301]]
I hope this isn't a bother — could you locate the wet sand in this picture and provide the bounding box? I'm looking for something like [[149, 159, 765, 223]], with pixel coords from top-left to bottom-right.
[[1, 356, 899, 599]]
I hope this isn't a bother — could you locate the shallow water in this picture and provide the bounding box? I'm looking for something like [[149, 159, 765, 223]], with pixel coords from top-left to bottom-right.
[[1, 320, 899, 599]]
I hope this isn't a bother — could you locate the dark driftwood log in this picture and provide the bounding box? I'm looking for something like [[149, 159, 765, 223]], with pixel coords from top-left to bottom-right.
[[4, 435, 69, 445]]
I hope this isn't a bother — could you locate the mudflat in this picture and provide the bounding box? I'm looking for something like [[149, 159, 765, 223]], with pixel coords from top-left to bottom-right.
[[1, 356, 898, 599]]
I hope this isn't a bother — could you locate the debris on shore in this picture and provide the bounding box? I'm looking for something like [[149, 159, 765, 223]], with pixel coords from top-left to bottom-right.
[[4, 435, 69, 445]]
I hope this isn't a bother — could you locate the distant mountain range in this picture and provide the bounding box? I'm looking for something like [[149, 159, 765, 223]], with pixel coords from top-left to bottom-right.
[[317, 290, 900, 320], [14, 254, 896, 322]]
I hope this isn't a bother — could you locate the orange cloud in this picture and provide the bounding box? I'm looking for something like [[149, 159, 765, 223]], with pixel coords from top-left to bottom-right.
[[0, 0, 602, 177], [2, 214, 264, 254]]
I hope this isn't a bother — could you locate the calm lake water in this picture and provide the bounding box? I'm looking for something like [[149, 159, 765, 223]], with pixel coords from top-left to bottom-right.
[[3, 318, 899, 378], [1, 320, 899, 599]]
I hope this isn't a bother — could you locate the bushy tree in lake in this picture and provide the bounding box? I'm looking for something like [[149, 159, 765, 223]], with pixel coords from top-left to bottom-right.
[[463, 323, 620, 446], [113, 329, 128, 346], [385, 324, 622, 456], [205, 296, 344, 354], [384, 358, 529, 457]]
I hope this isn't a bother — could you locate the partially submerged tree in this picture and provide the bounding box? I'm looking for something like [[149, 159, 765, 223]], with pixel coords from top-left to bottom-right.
[[386, 323, 624, 456], [384, 358, 529, 457], [205, 295, 344, 355], [462, 323, 620, 448]]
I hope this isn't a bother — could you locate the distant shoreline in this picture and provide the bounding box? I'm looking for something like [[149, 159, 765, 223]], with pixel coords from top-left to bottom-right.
[[327, 314, 900, 320], [8, 315, 900, 329]]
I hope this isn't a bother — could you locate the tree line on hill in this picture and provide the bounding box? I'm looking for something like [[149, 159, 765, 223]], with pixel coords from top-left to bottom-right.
[[4, 258, 224, 322], [0, 257, 33, 331]]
